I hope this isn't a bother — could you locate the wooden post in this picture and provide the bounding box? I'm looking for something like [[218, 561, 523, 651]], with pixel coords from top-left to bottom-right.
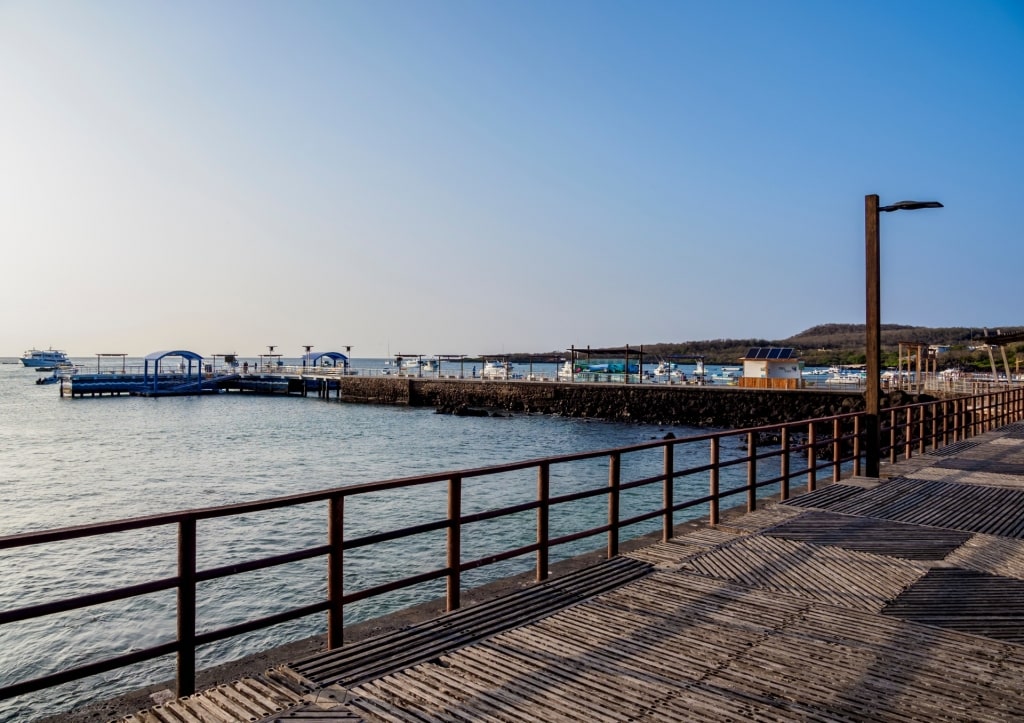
[[662, 443, 674, 542], [709, 438, 720, 525], [447, 475, 462, 612], [607, 453, 620, 558], [536, 463, 549, 582], [890, 409, 898, 464], [327, 496, 344, 649], [780, 426, 790, 501], [177, 518, 197, 697], [807, 422, 817, 492], [852, 416, 862, 477], [747, 432, 757, 512], [832, 418, 842, 482], [864, 194, 882, 477]]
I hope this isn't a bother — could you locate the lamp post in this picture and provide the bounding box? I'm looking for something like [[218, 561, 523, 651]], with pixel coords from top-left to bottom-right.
[[864, 195, 943, 477]]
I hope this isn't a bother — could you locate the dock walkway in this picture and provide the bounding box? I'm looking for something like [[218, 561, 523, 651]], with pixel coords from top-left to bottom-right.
[[123, 422, 1024, 722]]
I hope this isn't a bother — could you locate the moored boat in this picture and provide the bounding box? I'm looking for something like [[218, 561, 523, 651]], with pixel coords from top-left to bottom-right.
[[480, 360, 512, 379], [20, 348, 70, 368]]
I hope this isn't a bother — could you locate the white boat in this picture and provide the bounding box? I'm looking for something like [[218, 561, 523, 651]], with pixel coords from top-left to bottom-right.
[[480, 360, 512, 379], [557, 361, 574, 381], [710, 366, 741, 383], [419, 359, 440, 372], [827, 366, 866, 385], [20, 348, 70, 368], [653, 362, 686, 381]]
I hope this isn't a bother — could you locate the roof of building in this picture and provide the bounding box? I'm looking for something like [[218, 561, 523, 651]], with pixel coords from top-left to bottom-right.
[[743, 347, 798, 360]]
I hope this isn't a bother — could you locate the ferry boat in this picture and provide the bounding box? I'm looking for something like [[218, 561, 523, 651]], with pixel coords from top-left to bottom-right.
[[20, 348, 70, 368]]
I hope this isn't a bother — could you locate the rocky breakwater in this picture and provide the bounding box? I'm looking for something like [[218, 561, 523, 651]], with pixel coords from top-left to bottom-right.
[[338, 377, 938, 429]]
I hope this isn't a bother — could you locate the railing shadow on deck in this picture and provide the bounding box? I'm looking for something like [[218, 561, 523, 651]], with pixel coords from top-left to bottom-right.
[[1, 388, 1022, 709]]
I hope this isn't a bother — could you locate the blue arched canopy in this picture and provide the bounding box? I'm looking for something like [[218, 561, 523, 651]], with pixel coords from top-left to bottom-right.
[[305, 351, 349, 368], [143, 350, 203, 389]]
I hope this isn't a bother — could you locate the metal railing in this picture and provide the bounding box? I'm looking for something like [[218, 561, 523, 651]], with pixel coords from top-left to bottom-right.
[[2, 388, 1022, 704]]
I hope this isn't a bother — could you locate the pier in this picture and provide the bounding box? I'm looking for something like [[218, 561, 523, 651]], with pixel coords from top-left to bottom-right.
[[113, 413, 1024, 721], [5, 387, 1024, 721]]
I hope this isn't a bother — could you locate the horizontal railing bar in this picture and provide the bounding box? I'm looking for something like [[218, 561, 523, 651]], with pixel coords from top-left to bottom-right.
[[619, 507, 665, 529], [343, 519, 451, 551], [547, 524, 612, 549], [0, 641, 178, 700], [342, 567, 450, 606], [547, 485, 611, 507], [195, 600, 331, 646], [460, 542, 540, 573], [0, 576, 179, 626], [197, 544, 332, 583], [460, 500, 540, 526]]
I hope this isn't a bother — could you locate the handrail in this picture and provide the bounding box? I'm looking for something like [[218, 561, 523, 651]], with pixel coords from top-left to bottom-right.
[[1, 388, 1022, 706]]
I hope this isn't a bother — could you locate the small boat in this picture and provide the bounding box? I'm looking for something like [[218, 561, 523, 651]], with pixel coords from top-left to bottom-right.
[[653, 361, 686, 381], [21, 348, 70, 368], [710, 366, 742, 383], [480, 360, 512, 379]]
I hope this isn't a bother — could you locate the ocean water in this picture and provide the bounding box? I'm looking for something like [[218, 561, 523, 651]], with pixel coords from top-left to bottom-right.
[[0, 358, 750, 721]]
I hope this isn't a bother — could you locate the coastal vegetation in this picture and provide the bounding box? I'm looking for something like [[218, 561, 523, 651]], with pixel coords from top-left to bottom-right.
[[510, 324, 1024, 371]]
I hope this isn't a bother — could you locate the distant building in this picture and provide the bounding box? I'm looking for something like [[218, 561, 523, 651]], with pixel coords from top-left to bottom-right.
[[929, 345, 951, 354], [739, 347, 802, 389]]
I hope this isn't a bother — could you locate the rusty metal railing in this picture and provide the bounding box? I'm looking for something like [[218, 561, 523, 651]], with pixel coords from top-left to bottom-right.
[[1, 388, 1022, 704]]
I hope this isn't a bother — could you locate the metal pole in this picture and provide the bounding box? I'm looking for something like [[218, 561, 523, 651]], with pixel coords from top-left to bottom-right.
[[865, 194, 881, 477]]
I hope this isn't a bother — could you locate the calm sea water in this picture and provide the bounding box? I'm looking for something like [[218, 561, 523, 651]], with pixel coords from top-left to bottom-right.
[[0, 358, 749, 721]]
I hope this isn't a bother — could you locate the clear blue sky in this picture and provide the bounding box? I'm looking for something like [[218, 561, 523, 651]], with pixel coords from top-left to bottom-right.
[[2, 1, 1022, 358]]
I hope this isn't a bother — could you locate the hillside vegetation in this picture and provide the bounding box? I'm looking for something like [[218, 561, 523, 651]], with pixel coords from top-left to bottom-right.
[[512, 325, 1024, 369], [637, 324, 1024, 368]]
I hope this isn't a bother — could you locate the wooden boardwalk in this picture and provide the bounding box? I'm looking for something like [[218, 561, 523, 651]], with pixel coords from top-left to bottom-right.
[[123, 422, 1024, 722]]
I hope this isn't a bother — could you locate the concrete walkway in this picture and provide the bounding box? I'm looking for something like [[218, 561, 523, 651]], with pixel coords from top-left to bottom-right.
[[121, 422, 1024, 722]]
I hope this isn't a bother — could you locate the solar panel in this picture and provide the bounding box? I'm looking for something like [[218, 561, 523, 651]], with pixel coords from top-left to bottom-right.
[[745, 347, 796, 360]]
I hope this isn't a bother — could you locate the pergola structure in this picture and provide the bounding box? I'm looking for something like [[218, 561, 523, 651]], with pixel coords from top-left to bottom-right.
[[976, 330, 1024, 383], [566, 345, 646, 383]]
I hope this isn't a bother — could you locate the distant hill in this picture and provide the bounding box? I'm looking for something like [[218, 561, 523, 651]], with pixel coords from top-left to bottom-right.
[[538, 324, 1024, 368]]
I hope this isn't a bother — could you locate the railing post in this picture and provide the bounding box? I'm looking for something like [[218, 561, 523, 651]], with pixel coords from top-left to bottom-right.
[[889, 409, 898, 464], [607, 452, 620, 558], [832, 418, 842, 482], [602, 450, 618, 557], [447, 475, 462, 612], [662, 443, 674, 542], [919, 406, 927, 455], [536, 462, 550, 582], [807, 422, 816, 492], [177, 518, 197, 697], [746, 432, 757, 512], [853, 416, 862, 477], [780, 426, 790, 501], [905, 407, 913, 460], [327, 496, 344, 649], [709, 438, 720, 525]]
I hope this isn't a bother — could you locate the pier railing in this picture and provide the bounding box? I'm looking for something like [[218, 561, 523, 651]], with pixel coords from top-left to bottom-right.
[[2, 388, 1023, 704]]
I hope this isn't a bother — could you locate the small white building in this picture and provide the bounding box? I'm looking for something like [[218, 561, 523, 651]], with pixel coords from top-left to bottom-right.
[[739, 347, 802, 389]]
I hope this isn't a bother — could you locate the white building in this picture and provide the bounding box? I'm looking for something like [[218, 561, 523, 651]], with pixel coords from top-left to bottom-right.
[[739, 347, 802, 389]]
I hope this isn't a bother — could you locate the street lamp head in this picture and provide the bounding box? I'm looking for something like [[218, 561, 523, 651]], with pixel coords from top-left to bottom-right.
[[879, 200, 943, 212]]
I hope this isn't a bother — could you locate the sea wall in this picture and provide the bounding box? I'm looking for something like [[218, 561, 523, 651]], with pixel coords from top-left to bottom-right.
[[337, 377, 883, 428]]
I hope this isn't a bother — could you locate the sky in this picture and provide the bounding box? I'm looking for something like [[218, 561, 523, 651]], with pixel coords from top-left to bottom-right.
[[2, 1, 1022, 359]]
